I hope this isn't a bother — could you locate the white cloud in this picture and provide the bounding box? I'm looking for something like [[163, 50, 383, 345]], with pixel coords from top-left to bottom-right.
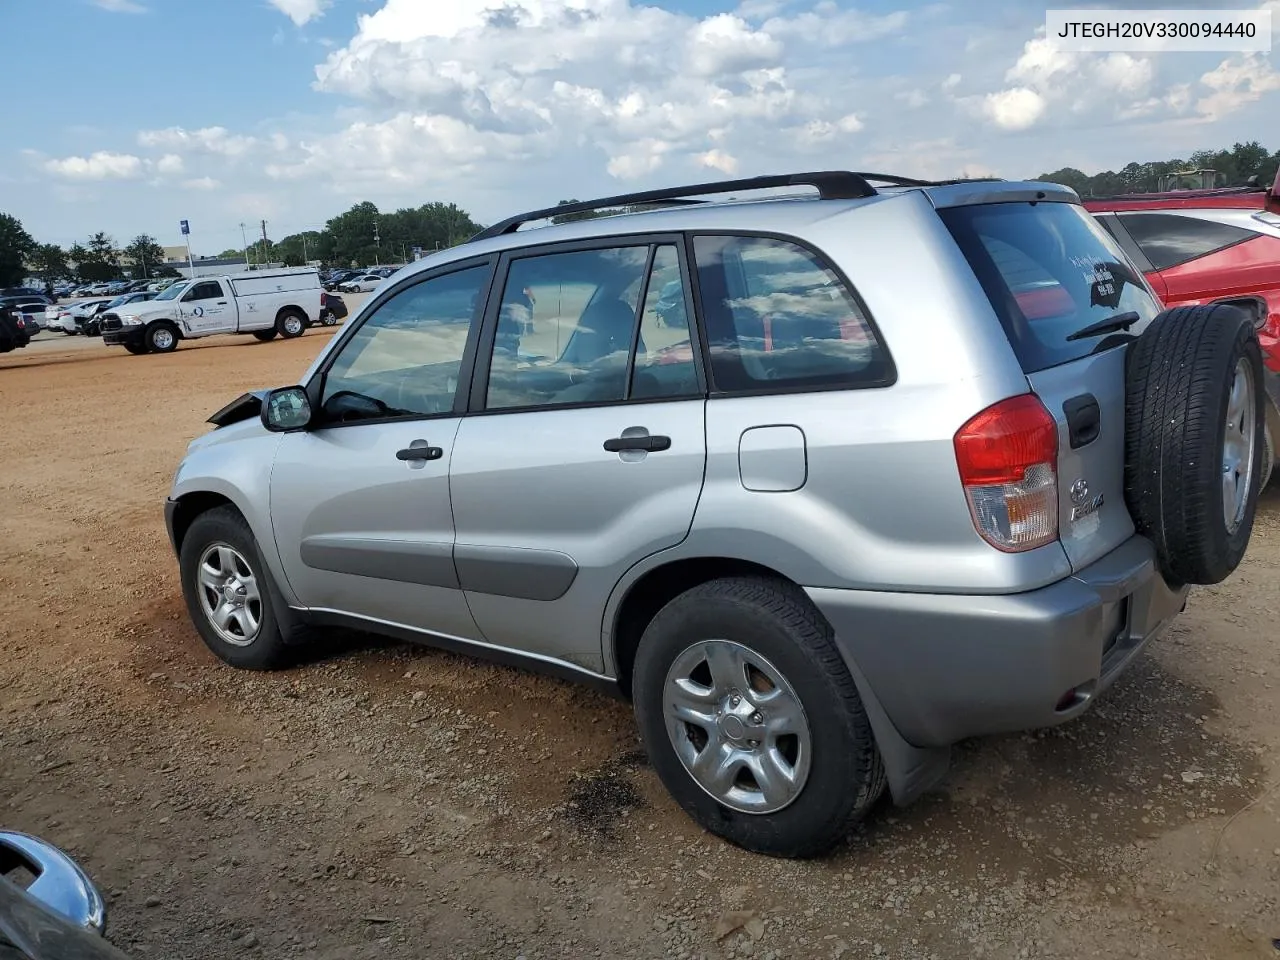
[[982, 88, 1045, 131], [1197, 54, 1280, 120], [310, 0, 899, 185], [897, 89, 929, 109], [182, 177, 222, 191], [268, 0, 331, 26], [155, 154, 184, 175], [696, 149, 738, 175], [44, 151, 144, 181], [89, 0, 146, 12], [137, 126, 257, 157]]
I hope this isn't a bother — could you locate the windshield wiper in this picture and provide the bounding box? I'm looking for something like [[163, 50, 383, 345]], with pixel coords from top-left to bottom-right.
[[1065, 311, 1141, 342]]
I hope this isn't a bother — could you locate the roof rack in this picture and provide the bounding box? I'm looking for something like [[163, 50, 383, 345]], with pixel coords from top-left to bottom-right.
[[469, 171, 880, 241]]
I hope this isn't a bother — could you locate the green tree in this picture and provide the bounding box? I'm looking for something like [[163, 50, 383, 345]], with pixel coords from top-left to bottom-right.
[[550, 199, 611, 224], [272, 230, 326, 267], [0, 213, 35, 287], [1037, 141, 1276, 196], [325, 201, 382, 267], [122, 234, 166, 279], [30, 243, 68, 280], [72, 232, 123, 282]]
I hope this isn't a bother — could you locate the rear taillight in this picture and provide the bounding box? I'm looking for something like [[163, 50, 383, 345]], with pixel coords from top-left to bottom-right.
[[954, 394, 1059, 553]]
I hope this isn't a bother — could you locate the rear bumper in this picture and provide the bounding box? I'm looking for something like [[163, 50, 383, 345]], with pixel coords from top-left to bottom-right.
[[806, 535, 1188, 748]]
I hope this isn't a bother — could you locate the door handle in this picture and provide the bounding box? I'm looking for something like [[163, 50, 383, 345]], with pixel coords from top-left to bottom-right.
[[396, 444, 444, 461], [603, 434, 671, 453], [216, 301, 228, 305]]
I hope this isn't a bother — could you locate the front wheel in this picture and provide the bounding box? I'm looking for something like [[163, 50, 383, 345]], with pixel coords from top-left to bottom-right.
[[320, 310, 338, 327], [123, 342, 149, 355], [146, 322, 178, 354], [179, 506, 294, 671], [633, 576, 885, 858]]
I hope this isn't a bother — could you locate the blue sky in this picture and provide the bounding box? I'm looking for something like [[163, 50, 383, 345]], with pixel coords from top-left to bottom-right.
[[2, 0, 1277, 255]]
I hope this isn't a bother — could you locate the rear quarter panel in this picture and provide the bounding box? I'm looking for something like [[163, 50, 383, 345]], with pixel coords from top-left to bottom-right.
[[1157, 235, 1280, 370], [676, 193, 1074, 594]]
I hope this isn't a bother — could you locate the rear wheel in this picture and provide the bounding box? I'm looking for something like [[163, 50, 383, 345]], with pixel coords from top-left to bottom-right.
[[633, 576, 885, 858], [276, 310, 306, 339], [1124, 303, 1266, 585], [145, 322, 179, 354], [320, 310, 339, 327]]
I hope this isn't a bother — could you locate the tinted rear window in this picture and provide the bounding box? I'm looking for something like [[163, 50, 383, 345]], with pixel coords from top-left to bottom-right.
[[940, 201, 1161, 373], [1117, 212, 1256, 271]]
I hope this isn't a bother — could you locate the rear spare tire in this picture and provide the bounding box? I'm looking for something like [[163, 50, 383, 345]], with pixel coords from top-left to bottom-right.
[[1124, 303, 1266, 585], [252, 330, 277, 342]]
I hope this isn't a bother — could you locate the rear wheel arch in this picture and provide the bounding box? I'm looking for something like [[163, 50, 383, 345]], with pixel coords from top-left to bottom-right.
[[609, 556, 802, 699], [1209, 295, 1268, 329]]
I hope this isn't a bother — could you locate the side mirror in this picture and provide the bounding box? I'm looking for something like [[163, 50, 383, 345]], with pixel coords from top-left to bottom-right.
[[261, 386, 312, 432]]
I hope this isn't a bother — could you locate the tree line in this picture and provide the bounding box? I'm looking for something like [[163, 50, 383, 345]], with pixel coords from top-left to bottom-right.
[[1036, 140, 1279, 198], [216, 201, 483, 272], [0, 199, 484, 288]]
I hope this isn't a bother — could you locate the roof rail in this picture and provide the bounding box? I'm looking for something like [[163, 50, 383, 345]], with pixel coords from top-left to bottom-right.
[[469, 171, 879, 242]]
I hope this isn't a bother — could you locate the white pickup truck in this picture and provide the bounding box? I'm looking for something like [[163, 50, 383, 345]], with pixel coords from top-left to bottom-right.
[[100, 268, 323, 354]]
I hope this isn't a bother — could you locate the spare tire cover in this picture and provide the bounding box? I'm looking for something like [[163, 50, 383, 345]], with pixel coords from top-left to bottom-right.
[[1124, 303, 1266, 585]]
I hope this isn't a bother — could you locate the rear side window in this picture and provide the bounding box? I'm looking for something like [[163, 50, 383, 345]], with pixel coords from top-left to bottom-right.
[[1118, 212, 1257, 271], [692, 235, 891, 392], [940, 202, 1161, 373]]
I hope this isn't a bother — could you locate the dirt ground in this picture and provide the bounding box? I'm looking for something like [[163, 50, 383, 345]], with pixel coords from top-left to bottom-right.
[[3, 328, 1280, 960]]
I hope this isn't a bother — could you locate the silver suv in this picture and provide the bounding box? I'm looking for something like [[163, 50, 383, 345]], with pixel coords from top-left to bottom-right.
[[165, 172, 1268, 858]]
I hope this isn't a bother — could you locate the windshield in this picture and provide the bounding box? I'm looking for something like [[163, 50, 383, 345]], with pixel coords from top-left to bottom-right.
[[154, 280, 190, 301], [104, 294, 132, 309], [940, 200, 1161, 373]]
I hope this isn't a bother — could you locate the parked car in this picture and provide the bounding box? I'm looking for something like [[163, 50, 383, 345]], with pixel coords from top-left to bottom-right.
[[102, 269, 321, 355], [0, 305, 31, 353], [163, 170, 1267, 859], [63, 299, 113, 335], [1084, 168, 1280, 486], [323, 270, 360, 291], [0, 296, 51, 334], [44, 303, 78, 334], [317, 291, 347, 326], [85, 283, 111, 296], [79, 292, 156, 336], [338, 273, 386, 293], [0, 830, 129, 959]]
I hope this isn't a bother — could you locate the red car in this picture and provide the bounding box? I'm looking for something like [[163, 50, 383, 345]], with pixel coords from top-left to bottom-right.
[[1085, 170, 1280, 484]]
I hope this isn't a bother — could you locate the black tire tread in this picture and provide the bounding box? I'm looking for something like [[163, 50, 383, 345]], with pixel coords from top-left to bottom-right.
[[1124, 303, 1264, 585], [635, 575, 885, 859]]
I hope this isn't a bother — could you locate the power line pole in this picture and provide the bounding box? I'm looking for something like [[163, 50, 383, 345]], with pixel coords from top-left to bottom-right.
[[240, 222, 250, 269], [373, 220, 380, 267], [260, 220, 269, 269]]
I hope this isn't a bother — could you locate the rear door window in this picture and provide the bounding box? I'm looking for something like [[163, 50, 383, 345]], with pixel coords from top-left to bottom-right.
[[691, 235, 892, 392], [940, 201, 1161, 373], [1117, 212, 1257, 271]]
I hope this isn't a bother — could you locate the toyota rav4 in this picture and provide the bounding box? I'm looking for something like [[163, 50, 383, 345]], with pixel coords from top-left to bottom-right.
[[163, 171, 1267, 858]]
